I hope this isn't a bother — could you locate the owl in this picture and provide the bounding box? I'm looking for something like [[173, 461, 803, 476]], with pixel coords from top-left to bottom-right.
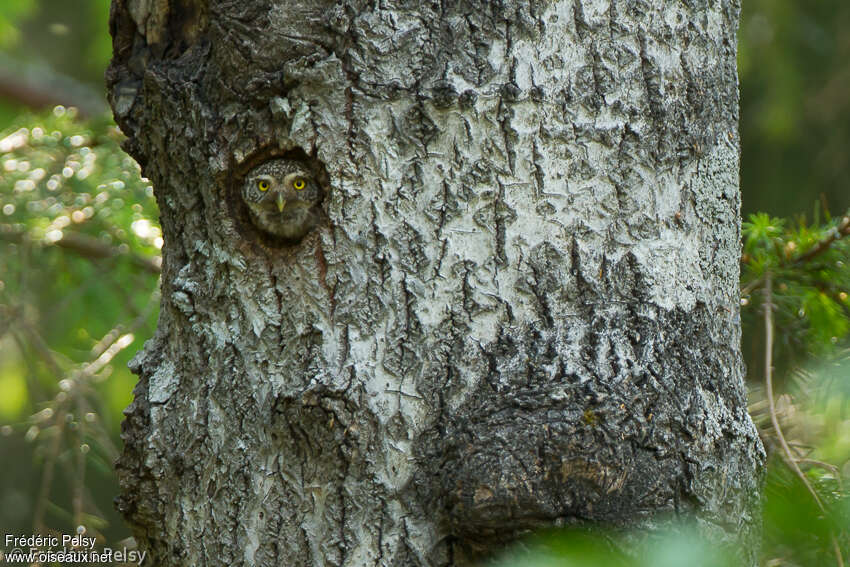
[[241, 159, 322, 240]]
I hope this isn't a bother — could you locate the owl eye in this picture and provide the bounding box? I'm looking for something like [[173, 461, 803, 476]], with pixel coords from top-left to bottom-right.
[[257, 180, 270, 192], [293, 178, 306, 190]]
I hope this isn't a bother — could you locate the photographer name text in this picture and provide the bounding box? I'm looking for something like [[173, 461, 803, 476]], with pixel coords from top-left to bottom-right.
[[3, 534, 146, 565]]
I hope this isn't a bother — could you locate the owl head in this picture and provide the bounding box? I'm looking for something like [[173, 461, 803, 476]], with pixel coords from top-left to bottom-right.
[[241, 158, 323, 240], [242, 159, 321, 212]]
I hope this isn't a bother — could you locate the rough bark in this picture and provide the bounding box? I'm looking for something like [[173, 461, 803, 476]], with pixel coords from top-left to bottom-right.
[[107, 0, 763, 565]]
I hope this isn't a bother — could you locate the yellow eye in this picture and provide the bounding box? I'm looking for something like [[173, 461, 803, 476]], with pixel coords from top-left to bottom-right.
[[257, 180, 270, 191], [293, 178, 306, 190]]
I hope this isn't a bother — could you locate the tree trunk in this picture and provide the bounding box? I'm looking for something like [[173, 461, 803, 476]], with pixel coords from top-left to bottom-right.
[[107, 0, 763, 565]]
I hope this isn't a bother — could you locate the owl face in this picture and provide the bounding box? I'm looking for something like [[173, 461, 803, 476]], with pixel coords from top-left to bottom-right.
[[241, 158, 322, 240]]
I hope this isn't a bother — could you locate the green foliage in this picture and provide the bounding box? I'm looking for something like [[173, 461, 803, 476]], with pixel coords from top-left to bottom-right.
[[5, 0, 113, 87], [0, 0, 34, 47], [742, 210, 850, 362], [85, 0, 113, 81], [488, 525, 740, 567], [741, 210, 850, 565], [0, 108, 162, 261], [0, 107, 159, 539], [489, 530, 626, 567], [762, 453, 850, 567]]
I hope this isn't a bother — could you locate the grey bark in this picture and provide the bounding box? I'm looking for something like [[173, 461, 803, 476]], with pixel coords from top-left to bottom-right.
[[107, 0, 763, 565]]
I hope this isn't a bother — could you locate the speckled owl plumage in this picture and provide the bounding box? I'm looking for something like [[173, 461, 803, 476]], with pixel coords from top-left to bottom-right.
[[241, 158, 322, 241]]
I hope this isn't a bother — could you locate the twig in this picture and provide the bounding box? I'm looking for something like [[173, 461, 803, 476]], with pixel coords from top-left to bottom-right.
[[73, 397, 85, 529], [55, 232, 162, 274], [32, 421, 63, 534], [0, 52, 108, 117], [19, 320, 66, 380], [741, 212, 849, 300], [764, 272, 844, 567], [741, 275, 764, 297], [799, 459, 843, 491], [9, 329, 49, 401], [0, 304, 22, 340], [0, 227, 161, 274], [794, 215, 850, 266]]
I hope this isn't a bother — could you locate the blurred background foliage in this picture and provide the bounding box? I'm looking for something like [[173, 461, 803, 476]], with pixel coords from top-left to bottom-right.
[[739, 0, 850, 218], [0, 0, 848, 565], [0, 0, 157, 547]]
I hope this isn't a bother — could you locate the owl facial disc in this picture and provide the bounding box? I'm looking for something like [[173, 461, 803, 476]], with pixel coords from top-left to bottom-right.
[[240, 158, 323, 241]]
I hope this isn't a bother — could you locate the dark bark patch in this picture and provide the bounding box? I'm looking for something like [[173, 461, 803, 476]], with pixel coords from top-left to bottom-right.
[[163, 0, 209, 60], [409, 299, 761, 559]]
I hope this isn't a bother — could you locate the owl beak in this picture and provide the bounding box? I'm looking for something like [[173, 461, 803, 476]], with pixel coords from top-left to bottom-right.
[[276, 194, 286, 212]]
